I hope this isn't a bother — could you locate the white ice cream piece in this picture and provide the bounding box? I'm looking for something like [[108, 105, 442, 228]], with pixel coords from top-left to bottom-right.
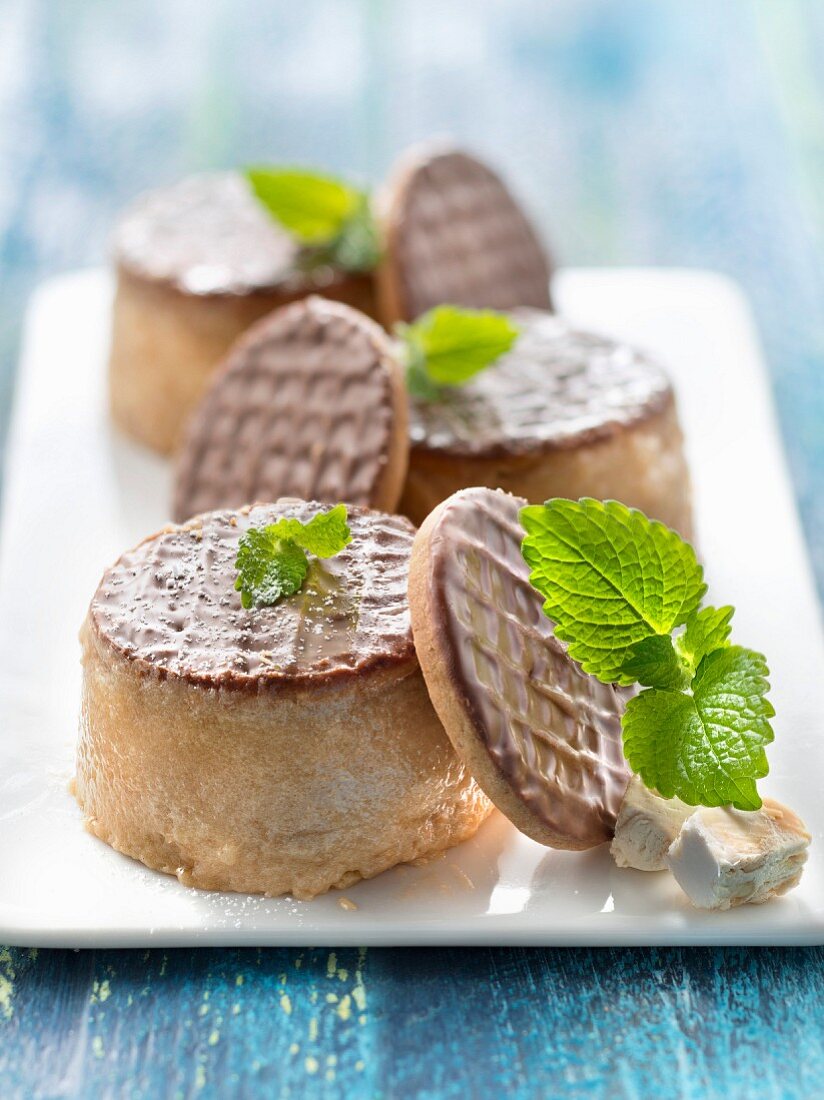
[[666, 799, 811, 910], [610, 776, 693, 871]]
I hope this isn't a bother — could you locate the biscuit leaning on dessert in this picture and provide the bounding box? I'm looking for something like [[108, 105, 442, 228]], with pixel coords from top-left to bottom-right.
[[376, 144, 692, 535], [408, 487, 810, 911], [76, 484, 809, 907], [109, 173, 379, 455], [109, 144, 692, 543]]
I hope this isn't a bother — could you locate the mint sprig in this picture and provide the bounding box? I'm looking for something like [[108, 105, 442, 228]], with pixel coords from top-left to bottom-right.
[[520, 498, 774, 810], [396, 306, 520, 400], [520, 498, 706, 684], [234, 504, 352, 609], [245, 167, 380, 273]]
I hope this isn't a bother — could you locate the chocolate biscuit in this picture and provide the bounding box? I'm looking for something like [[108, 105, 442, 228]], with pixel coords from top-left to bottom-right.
[[378, 145, 553, 323], [173, 297, 409, 522], [409, 486, 631, 849]]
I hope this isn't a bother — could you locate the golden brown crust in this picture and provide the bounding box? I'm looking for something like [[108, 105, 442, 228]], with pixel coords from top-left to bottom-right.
[[401, 397, 693, 540], [76, 619, 491, 898], [109, 264, 378, 456]]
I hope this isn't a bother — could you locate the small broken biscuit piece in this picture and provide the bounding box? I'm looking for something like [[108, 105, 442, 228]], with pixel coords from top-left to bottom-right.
[[610, 776, 692, 871], [109, 172, 378, 454], [378, 144, 553, 324], [173, 296, 409, 522], [666, 799, 811, 910], [408, 486, 631, 850]]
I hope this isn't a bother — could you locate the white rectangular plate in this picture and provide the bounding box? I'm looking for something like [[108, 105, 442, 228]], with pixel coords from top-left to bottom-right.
[[1, 268, 822, 947]]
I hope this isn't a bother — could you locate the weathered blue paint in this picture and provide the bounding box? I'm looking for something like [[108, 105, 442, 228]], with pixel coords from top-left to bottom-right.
[[1, 947, 824, 1097], [2, 1, 824, 1096]]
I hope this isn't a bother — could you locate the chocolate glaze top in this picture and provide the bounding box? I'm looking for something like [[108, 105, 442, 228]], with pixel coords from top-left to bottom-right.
[[113, 172, 348, 297], [421, 487, 630, 847], [383, 146, 552, 320], [89, 502, 416, 691], [173, 297, 405, 524], [408, 310, 673, 459]]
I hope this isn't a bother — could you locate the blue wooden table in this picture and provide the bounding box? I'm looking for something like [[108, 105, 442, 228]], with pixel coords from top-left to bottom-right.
[[1, 2, 823, 1096]]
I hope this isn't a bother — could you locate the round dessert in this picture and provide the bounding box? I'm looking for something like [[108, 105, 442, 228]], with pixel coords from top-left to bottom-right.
[[401, 310, 693, 539], [409, 487, 631, 850], [173, 297, 409, 523], [109, 173, 378, 455], [377, 145, 553, 324], [75, 501, 491, 899]]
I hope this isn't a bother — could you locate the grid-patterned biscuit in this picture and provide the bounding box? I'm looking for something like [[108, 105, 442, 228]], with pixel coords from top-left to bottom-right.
[[378, 146, 553, 323], [409, 487, 631, 849], [173, 297, 409, 523]]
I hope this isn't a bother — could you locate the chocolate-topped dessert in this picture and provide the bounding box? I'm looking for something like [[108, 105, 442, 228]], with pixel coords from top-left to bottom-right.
[[378, 145, 553, 324], [408, 487, 630, 849], [109, 173, 378, 455], [173, 297, 409, 524], [401, 310, 693, 538], [75, 500, 490, 898]]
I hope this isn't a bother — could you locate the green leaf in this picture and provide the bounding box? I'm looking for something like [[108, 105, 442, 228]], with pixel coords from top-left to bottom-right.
[[622, 645, 774, 810], [398, 306, 520, 399], [676, 605, 734, 673], [263, 503, 352, 559], [330, 195, 381, 272], [245, 167, 380, 273], [234, 530, 308, 609], [245, 167, 359, 243], [622, 634, 691, 691], [520, 499, 706, 684], [234, 505, 351, 608]]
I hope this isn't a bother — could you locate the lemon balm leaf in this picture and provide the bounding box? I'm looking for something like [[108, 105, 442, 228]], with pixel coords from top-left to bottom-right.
[[245, 167, 358, 242], [264, 503, 352, 559], [520, 498, 706, 684], [622, 634, 691, 691], [234, 531, 308, 609], [234, 505, 351, 609], [676, 604, 734, 673], [519, 499, 774, 809], [245, 167, 380, 272], [398, 306, 520, 398], [622, 646, 774, 811]]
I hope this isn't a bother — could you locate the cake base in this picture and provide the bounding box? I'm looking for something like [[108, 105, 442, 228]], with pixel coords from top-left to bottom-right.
[[75, 621, 491, 899], [109, 267, 377, 456], [401, 399, 693, 539]]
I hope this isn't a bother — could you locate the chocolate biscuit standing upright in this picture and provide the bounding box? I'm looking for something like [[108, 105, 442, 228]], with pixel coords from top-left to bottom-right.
[[173, 297, 409, 523], [409, 486, 631, 850], [377, 145, 553, 324]]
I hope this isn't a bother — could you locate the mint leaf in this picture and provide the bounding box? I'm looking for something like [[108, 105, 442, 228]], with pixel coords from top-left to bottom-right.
[[234, 505, 351, 608], [622, 635, 691, 691], [244, 167, 380, 272], [397, 306, 520, 400], [520, 499, 706, 684], [331, 195, 381, 272], [622, 646, 774, 810], [262, 503, 352, 559], [234, 530, 308, 609], [676, 605, 734, 673], [246, 167, 357, 242]]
